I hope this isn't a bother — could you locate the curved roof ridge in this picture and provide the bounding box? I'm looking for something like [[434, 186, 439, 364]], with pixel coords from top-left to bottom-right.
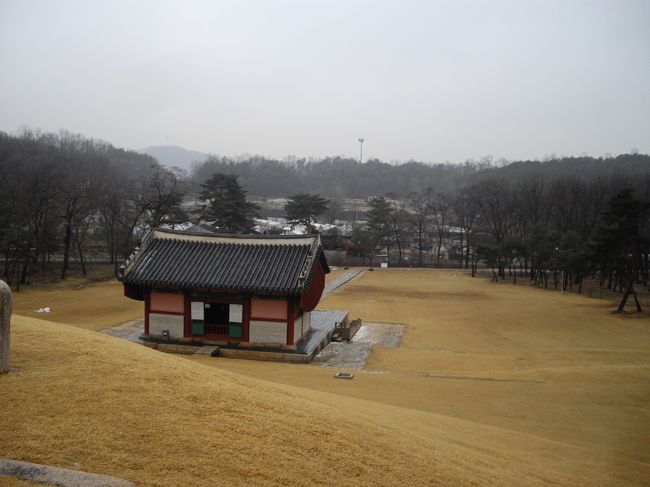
[[152, 227, 319, 246]]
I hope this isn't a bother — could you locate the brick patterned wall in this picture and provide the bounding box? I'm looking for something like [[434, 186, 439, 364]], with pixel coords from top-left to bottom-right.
[[149, 313, 184, 337], [249, 320, 287, 344]]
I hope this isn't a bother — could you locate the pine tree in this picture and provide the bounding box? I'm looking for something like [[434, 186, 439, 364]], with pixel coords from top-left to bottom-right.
[[366, 196, 393, 261], [199, 173, 259, 233], [284, 193, 329, 233], [590, 189, 649, 312]]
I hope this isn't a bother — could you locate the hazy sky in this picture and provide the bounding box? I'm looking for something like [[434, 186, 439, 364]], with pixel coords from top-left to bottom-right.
[[1, 0, 648, 163]]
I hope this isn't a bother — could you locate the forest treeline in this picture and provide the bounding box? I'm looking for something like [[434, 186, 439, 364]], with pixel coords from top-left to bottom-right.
[[190, 152, 650, 199], [1, 129, 649, 310], [0, 131, 188, 287], [356, 174, 649, 310]]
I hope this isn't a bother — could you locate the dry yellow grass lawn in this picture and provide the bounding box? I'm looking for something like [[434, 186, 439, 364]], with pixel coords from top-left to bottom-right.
[[189, 269, 650, 485], [2, 269, 649, 485], [2, 316, 450, 486], [324, 266, 345, 282], [11, 280, 142, 330]]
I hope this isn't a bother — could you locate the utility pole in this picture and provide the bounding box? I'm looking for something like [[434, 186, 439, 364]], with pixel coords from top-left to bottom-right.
[[358, 137, 365, 163]]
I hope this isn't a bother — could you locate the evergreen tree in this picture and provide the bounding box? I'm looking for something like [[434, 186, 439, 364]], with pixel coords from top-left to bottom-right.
[[284, 193, 329, 233], [199, 173, 259, 233], [366, 196, 393, 261], [590, 189, 649, 311]]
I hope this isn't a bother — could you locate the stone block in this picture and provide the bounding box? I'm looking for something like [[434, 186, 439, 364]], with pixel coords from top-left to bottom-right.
[[218, 348, 238, 358], [260, 351, 284, 361], [283, 353, 309, 363], [235, 350, 261, 360]]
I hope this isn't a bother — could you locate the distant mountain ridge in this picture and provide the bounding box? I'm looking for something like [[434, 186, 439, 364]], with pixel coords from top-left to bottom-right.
[[140, 145, 210, 170]]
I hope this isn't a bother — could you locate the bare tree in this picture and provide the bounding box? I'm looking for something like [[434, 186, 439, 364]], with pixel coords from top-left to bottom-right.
[[452, 188, 480, 269], [429, 191, 452, 266], [473, 180, 516, 278], [408, 188, 432, 267]]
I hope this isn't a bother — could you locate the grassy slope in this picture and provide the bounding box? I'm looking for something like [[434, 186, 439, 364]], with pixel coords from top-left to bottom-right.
[[2, 316, 451, 487], [11, 280, 142, 330], [2, 268, 649, 485], [190, 269, 650, 485]]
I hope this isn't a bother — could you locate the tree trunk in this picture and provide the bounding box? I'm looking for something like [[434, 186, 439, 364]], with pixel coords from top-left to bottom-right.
[[78, 239, 86, 276], [61, 215, 73, 280], [395, 233, 403, 264], [618, 244, 642, 312], [3, 250, 10, 280], [386, 237, 391, 266], [20, 258, 29, 285]]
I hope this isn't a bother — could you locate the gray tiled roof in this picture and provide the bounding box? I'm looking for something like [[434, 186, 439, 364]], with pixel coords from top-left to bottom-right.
[[121, 229, 329, 295]]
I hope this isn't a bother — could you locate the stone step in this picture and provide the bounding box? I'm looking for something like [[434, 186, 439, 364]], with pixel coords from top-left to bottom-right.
[[194, 345, 220, 357]]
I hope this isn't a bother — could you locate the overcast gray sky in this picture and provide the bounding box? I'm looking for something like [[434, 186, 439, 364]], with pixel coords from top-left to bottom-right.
[[0, 0, 648, 163]]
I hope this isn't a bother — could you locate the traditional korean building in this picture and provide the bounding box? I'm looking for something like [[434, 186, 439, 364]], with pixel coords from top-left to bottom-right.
[[119, 228, 330, 349]]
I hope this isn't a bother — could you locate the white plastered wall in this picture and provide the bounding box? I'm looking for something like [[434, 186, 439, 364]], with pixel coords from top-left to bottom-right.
[[295, 314, 303, 338], [293, 315, 302, 344]]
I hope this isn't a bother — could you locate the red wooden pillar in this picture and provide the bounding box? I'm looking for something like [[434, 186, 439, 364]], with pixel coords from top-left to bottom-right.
[[144, 291, 150, 335], [183, 293, 191, 338], [242, 298, 250, 342], [286, 299, 295, 346]]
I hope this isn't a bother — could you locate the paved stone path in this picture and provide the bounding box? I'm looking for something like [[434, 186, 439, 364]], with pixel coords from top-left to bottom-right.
[[322, 268, 364, 298], [0, 459, 135, 487], [312, 322, 404, 369], [100, 318, 144, 342]]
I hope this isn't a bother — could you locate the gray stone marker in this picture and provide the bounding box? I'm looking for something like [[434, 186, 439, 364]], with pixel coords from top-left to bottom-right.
[[0, 279, 10, 374]]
